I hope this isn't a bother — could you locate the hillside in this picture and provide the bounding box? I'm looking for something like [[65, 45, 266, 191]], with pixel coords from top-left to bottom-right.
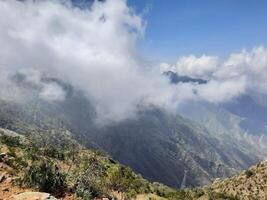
[[92, 108, 239, 187], [0, 128, 190, 200], [0, 93, 265, 188], [207, 158, 267, 200], [178, 101, 267, 164], [3, 126, 267, 200], [85, 103, 265, 187]]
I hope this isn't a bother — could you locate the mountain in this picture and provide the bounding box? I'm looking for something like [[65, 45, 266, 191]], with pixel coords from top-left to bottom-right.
[[164, 71, 208, 84], [223, 94, 267, 136], [0, 93, 265, 189], [90, 107, 267, 187], [0, 127, 188, 200], [2, 125, 267, 200], [0, 75, 266, 188], [178, 100, 267, 156], [166, 71, 267, 137]]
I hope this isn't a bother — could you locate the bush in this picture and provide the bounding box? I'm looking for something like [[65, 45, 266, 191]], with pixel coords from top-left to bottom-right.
[[207, 190, 239, 200], [245, 169, 254, 178], [42, 147, 65, 160], [75, 181, 94, 200], [22, 159, 65, 193], [0, 135, 21, 147], [74, 157, 108, 199], [108, 165, 150, 198], [6, 147, 28, 169]]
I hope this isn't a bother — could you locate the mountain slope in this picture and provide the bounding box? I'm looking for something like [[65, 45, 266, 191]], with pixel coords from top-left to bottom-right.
[[2, 125, 267, 200], [91, 108, 263, 187], [178, 101, 267, 165], [0, 127, 183, 200], [207, 158, 267, 200], [223, 94, 267, 136], [0, 88, 265, 188]]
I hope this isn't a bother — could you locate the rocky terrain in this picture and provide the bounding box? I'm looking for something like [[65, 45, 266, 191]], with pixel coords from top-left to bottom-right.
[[208, 159, 267, 200]]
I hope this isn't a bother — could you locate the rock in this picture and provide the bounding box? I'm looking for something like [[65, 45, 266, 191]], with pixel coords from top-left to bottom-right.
[[0, 173, 6, 183], [5, 177, 13, 183], [213, 178, 221, 183], [0, 153, 7, 158], [0, 152, 9, 163], [13, 192, 59, 200]]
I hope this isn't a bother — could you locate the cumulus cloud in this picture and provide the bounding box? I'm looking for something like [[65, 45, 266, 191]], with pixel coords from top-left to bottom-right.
[[0, 0, 175, 123], [175, 55, 219, 79], [160, 63, 176, 73], [161, 46, 267, 104], [215, 46, 267, 93]]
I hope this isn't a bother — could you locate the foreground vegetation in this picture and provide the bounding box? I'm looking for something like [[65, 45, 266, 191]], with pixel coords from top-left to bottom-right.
[[0, 128, 242, 200], [0, 129, 199, 200], [0, 99, 262, 200]]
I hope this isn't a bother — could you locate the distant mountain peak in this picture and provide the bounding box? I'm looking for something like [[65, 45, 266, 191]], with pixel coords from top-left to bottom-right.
[[164, 71, 208, 84]]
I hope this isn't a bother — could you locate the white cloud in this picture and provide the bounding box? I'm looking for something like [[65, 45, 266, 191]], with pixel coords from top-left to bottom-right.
[[175, 55, 219, 78], [0, 0, 173, 123], [215, 46, 267, 93], [1, 0, 267, 124], [160, 63, 175, 73], [39, 82, 66, 102], [197, 77, 247, 103], [161, 46, 267, 104]]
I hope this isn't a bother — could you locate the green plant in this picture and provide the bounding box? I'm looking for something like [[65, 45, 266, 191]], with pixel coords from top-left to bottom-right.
[[22, 159, 65, 193], [245, 169, 254, 178], [74, 157, 108, 199], [0, 135, 21, 147]]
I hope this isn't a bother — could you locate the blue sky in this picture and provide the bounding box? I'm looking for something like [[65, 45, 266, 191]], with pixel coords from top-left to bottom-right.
[[127, 0, 267, 61]]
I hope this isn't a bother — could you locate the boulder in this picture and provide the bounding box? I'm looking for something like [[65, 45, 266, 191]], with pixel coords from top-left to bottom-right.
[[13, 192, 58, 200]]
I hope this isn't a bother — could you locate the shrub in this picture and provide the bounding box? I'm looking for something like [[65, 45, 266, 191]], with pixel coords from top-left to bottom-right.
[[42, 147, 65, 160], [245, 169, 254, 178], [0, 135, 21, 147], [108, 165, 150, 199], [74, 157, 108, 199], [192, 188, 205, 198], [22, 159, 65, 193], [6, 147, 28, 169]]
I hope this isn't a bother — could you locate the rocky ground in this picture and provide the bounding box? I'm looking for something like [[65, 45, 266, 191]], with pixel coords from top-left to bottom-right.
[[208, 159, 267, 200]]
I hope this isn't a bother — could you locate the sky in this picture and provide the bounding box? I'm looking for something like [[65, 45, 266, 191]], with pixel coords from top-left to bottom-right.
[[127, 0, 267, 61]]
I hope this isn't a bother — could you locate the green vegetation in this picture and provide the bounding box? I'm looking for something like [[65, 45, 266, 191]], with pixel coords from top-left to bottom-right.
[[1, 132, 191, 200], [206, 190, 239, 200], [0, 129, 253, 200], [22, 159, 66, 193], [0, 134, 21, 147], [245, 169, 254, 178]]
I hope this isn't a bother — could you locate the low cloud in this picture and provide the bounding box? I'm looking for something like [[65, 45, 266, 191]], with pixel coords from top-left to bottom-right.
[[0, 0, 173, 123], [161, 46, 267, 104], [39, 82, 66, 102], [176, 55, 219, 79]]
